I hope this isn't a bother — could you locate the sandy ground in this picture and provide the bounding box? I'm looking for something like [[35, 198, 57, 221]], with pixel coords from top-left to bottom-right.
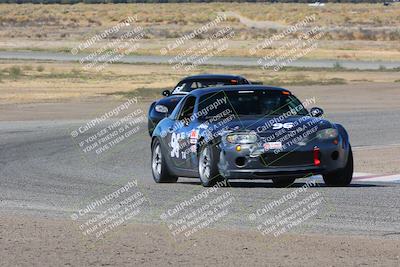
[[353, 146, 400, 174], [1, 214, 399, 267]]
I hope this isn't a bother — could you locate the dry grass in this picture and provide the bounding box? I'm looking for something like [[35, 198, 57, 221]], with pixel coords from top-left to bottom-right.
[[0, 60, 399, 104], [1, 3, 399, 28], [0, 3, 400, 61]]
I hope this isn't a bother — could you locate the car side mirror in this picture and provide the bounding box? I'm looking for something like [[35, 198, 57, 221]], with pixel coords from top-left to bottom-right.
[[310, 107, 324, 117], [162, 90, 171, 97]]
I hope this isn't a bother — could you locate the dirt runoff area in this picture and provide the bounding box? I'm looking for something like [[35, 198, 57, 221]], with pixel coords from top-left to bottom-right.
[[0, 214, 398, 267]]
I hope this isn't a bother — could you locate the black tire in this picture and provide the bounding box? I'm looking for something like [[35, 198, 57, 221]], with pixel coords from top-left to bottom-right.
[[151, 139, 178, 183], [323, 146, 353, 186], [272, 178, 296, 188], [198, 143, 224, 187], [148, 118, 156, 136]]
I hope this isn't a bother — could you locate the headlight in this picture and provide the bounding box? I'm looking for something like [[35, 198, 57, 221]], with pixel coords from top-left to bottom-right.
[[155, 104, 168, 113], [226, 133, 258, 144], [316, 128, 338, 139]]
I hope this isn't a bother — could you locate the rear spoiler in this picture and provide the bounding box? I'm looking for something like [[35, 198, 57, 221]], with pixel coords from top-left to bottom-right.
[[249, 81, 263, 85]]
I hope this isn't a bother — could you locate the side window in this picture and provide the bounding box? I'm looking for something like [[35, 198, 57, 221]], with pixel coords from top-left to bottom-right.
[[190, 82, 198, 89], [173, 82, 186, 93], [178, 96, 196, 123], [198, 92, 230, 120], [169, 98, 184, 120]]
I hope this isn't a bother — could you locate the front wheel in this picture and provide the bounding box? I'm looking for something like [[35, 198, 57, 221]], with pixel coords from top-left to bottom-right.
[[323, 146, 353, 186], [151, 139, 178, 183], [198, 144, 224, 187]]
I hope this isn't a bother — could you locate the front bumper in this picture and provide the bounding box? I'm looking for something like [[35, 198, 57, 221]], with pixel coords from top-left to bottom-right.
[[218, 139, 349, 179], [148, 111, 167, 136]]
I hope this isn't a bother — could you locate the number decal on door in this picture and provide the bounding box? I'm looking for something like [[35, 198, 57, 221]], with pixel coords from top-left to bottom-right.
[[170, 132, 180, 158]]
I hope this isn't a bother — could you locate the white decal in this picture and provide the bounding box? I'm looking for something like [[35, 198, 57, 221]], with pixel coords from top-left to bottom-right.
[[190, 145, 197, 153], [272, 122, 295, 130], [198, 123, 209, 129], [264, 142, 283, 151], [170, 132, 180, 158]]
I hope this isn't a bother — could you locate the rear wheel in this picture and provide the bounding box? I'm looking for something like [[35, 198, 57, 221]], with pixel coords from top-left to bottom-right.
[[323, 146, 353, 186], [272, 178, 296, 188], [198, 144, 224, 187], [151, 139, 178, 183]]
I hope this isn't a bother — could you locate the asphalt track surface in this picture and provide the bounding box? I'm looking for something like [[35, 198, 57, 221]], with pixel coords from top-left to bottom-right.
[[1, 50, 400, 70], [1, 98, 400, 240]]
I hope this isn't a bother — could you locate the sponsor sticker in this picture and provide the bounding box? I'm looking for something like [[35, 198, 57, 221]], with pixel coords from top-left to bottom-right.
[[190, 129, 199, 144], [263, 142, 282, 151]]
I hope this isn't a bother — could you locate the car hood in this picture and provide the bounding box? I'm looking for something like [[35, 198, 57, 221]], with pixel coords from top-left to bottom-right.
[[202, 115, 334, 140], [225, 116, 331, 131]]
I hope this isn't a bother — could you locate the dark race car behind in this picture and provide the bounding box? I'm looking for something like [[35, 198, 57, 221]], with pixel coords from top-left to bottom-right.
[[147, 74, 251, 135]]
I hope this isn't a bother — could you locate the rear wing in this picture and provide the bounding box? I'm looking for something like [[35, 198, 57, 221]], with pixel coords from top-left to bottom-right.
[[249, 80, 263, 85]]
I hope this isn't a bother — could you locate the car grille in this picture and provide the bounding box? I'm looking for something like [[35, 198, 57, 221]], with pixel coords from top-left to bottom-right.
[[260, 151, 314, 167]]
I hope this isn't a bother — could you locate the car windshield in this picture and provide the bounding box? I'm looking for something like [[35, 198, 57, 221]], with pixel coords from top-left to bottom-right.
[[197, 90, 308, 119], [172, 79, 241, 94]]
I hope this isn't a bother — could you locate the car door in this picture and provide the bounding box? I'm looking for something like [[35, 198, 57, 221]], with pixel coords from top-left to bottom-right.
[[167, 95, 197, 172]]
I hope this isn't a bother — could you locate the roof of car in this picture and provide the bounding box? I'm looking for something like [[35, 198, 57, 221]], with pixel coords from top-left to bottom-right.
[[190, 85, 291, 97], [181, 74, 246, 81]]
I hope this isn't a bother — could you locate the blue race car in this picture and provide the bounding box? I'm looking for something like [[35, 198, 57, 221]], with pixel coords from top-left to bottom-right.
[[150, 85, 353, 187], [147, 74, 251, 135]]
